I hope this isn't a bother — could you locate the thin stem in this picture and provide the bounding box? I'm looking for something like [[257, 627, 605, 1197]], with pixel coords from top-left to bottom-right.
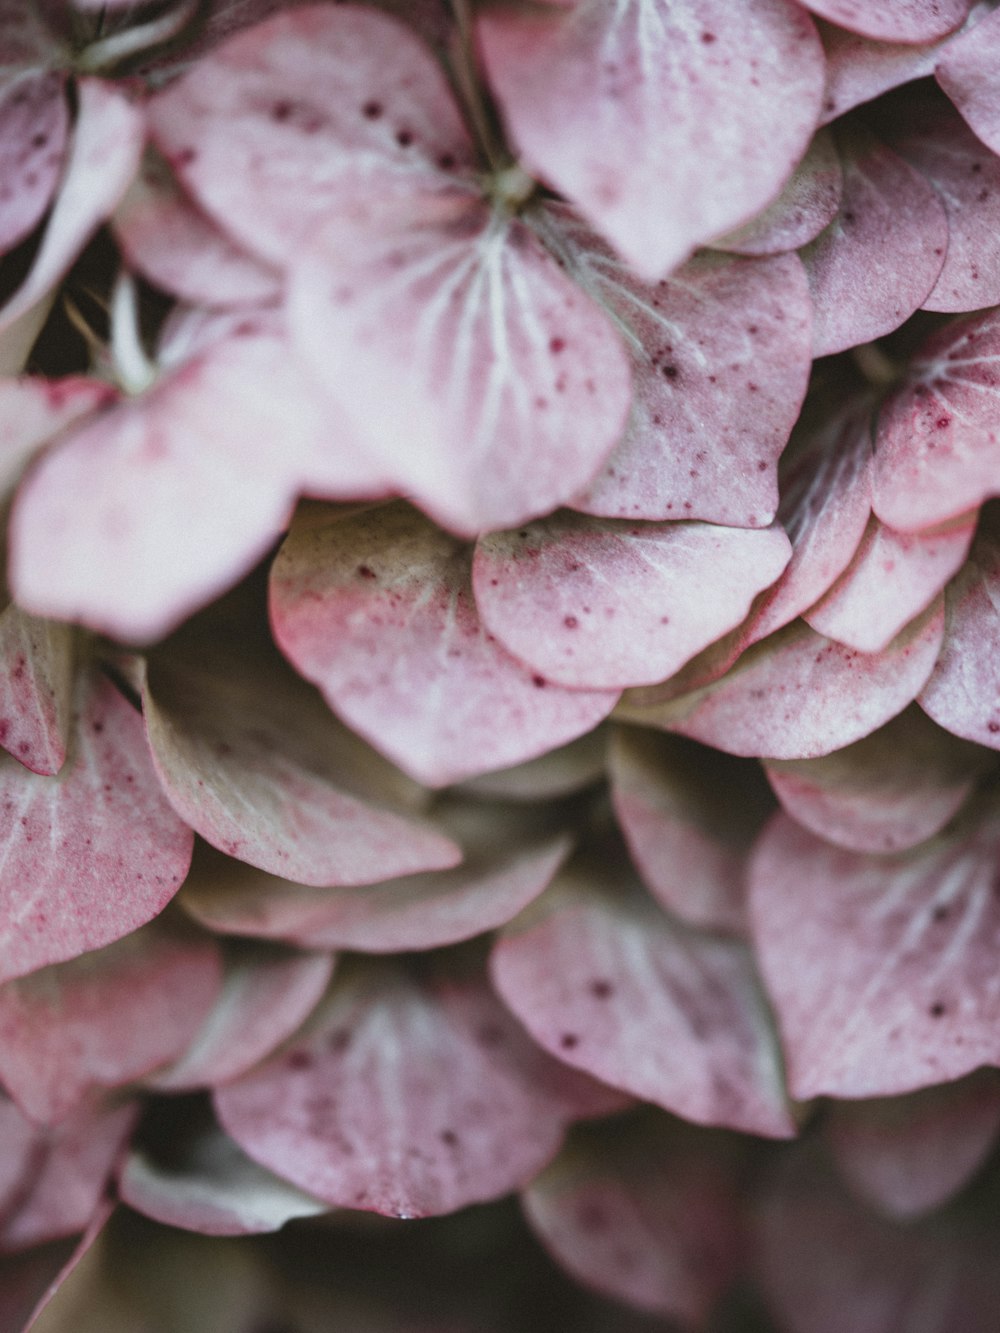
[[449, 0, 505, 172], [77, 0, 199, 72], [110, 271, 157, 395]]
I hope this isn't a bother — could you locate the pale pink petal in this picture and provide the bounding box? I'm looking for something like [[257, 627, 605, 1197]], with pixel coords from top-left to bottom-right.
[[10, 317, 385, 642], [473, 514, 791, 690], [609, 728, 774, 932], [180, 802, 572, 953], [749, 804, 1000, 1099], [112, 151, 282, 307], [477, 0, 824, 278], [799, 0, 971, 42], [149, 5, 476, 266], [0, 71, 68, 254], [288, 202, 631, 536], [937, 5, 1000, 155], [744, 393, 875, 646], [546, 218, 813, 526], [269, 504, 617, 786], [491, 859, 795, 1137], [522, 1115, 743, 1321], [825, 1070, 1000, 1219], [0, 374, 113, 498], [820, 22, 947, 123], [764, 705, 991, 854], [0, 79, 145, 336], [0, 672, 194, 985], [0, 924, 223, 1124], [119, 1121, 328, 1236], [0, 1101, 137, 1251], [880, 89, 1000, 312], [0, 606, 74, 775], [145, 944, 334, 1091], [804, 511, 976, 651], [713, 129, 842, 255], [618, 602, 945, 760], [215, 958, 622, 1217], [920, 519, 1000, 749], [142, 636, 460, 887], [801, 124, 947, 356], [458, 726, 608, 802], [874, 310, 1000, 532]]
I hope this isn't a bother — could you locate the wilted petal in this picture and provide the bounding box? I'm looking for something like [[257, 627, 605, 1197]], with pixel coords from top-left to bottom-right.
[[609, 729, 774, 932], [491, 856, 795, 1137], [803, 511, 976, 652], [799, 0, 971, 42], [288, 202, 631, 536], [145, 943, 334, 1091], [713, 129, 842, 255], [149, 4, 477, 265], [764, 706, 991, 854], [522, 1113, 743, 1321], [112, 151, 282, 308], [920, 517, 1000, 749], [801, 124, 947, 357], [142, 635, 460, 886], [474, 512, 791, 690], [215, 956, 621, 1217], [0, 71, 68, 254], [119, 1117, 328, 1236], [0, 79, 144, 336], [0, 1100, 137, 1251], [0, 606, 74, 776], [180, 801, 572, 954], [478, 0, 824, 278], [0, 671, 194, 985], [749, 803, 1000, 1099], [270, 504, 617, 786], [545, 222, 813, 526], [874, 309, 1000, 531], [618, 603, 945, 760], [0, 923, 223, 1124], [825, 1070, 1000, 1219]]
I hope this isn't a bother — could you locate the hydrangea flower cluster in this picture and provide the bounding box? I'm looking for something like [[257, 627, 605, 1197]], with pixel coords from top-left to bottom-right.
[[4, 0, 1000, 1327]]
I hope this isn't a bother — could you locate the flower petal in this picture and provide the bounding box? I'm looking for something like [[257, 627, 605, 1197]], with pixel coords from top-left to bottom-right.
[[270, 504, 617, 786], [801, 123, 947, 357], [215, 956, 621, 1217], [0, 607, 74, 776], [491, 856, 795, 1137], [799, 0, 971, 43], [764, 705, 991, 854], [478, 0, 824, 278], [0, 71, 68, 255], [609, 728, 774, 932], [0, 672, 194, 985], [0, 923, 223, 1124], [749, 802, 1000, 1099], [873, 309, 1000, 531], [474, 513, 791, 690], [618, 602, 945, 760], [288, 204, 631, 535], [142, 634, 460, 886]]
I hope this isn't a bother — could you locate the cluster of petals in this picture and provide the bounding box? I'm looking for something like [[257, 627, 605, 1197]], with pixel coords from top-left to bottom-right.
[[7, 0, 1000, 1329]]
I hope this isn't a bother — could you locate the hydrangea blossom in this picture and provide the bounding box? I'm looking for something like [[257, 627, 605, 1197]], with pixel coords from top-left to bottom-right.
[[5, 1, 1000, 1329]]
